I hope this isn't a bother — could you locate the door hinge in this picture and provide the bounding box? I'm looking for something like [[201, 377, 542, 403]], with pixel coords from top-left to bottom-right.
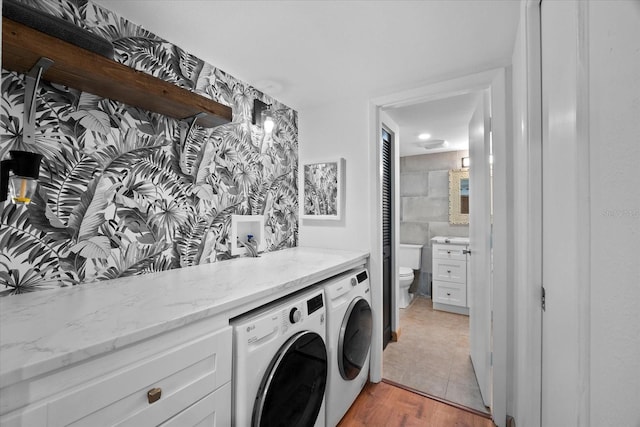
[[487, 116, 492, 133], [490, 351, 493, 366], [541, 286, 546, 311]]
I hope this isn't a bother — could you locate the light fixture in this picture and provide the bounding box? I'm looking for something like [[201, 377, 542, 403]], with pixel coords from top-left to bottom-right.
[[418, 133, 431, 140], [252, 99, 275, 135], [461, 157, 470, 168], [416, 139, 446, 149], [0, 150, 43, 204]]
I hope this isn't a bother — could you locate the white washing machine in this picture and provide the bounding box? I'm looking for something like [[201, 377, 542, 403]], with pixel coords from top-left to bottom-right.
[[324, 269, 372, 427], [232, 287, 327, 427]]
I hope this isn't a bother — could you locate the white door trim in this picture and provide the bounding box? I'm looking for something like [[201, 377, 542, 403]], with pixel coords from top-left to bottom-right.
[[368, 68, 510, 426]]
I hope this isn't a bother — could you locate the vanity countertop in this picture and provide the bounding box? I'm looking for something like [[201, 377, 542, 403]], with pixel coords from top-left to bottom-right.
[[0, 246, 368, 388]]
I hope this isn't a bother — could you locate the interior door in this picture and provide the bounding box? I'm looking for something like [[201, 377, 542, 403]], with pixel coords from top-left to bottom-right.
[[381, 129, 393, 349], [468, 90, 492, 408]]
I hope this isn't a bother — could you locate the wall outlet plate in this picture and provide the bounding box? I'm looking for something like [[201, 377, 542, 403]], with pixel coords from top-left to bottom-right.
[[230, 215, 266, 256]]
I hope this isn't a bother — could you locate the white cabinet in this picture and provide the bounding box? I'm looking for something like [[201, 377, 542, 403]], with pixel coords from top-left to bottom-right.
[[0, 321, 231, 427], [431, 237, 470, 315]]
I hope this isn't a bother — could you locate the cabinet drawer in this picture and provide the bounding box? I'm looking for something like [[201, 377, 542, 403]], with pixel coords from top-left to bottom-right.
[[433, 259, 466, 283], [47, 326, 231, 427], [433, 281, 466, 307], [160, 381, 231, 427], [432, 243, 467, 261]]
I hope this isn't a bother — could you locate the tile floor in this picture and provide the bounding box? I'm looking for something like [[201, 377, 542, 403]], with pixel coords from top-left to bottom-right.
[[382, 296, 490, 414]]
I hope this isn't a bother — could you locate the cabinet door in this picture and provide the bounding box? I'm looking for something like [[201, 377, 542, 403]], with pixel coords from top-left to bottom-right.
[[47, 327, 231, 427], [160, 382, 231, 427], [433, 259, 466, 283]]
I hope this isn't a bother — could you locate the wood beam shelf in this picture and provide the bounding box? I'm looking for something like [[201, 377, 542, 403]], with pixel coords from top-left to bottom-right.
[[1, 17, 232, 128]]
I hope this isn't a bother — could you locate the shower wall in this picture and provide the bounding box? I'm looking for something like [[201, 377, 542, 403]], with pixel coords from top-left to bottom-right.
[[400, 150, 469, 296]]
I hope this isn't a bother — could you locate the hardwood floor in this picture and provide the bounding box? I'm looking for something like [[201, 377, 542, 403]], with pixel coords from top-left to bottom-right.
[[337, 381, 494, 427]]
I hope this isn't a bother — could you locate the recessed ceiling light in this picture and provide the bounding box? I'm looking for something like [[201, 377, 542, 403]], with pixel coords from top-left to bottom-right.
[[418, 133, 431, 140]]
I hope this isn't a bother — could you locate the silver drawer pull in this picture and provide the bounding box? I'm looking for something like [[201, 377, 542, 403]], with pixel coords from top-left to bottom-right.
[[147, 387, 162, 404]]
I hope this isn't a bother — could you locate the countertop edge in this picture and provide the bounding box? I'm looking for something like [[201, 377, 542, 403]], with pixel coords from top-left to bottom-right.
[[0, 248, 368, 389]]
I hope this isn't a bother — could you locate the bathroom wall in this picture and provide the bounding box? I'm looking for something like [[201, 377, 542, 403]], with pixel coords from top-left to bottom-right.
[[399, 150, 469, 295], [0, 0, 298, 295]]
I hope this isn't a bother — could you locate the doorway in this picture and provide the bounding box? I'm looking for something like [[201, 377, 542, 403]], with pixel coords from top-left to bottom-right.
[[369, 68, 509, 426], [379, 91, 488, 414]]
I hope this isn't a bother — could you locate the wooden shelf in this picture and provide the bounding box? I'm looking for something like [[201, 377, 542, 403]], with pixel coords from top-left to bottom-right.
[[2, 17, 232, 128]]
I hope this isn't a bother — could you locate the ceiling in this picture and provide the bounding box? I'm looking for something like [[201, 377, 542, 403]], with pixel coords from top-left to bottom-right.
[[94, 1, 519, 158], [94, 0, 520, 112], [384, 91, 480, 157]]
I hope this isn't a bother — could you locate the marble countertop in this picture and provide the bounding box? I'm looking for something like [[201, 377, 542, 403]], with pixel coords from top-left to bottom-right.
[[0, 246, 368, 388]]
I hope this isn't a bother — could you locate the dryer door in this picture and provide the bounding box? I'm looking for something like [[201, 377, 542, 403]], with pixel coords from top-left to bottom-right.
[[253, 331, 327, 427], [338, 297, 373, 380]]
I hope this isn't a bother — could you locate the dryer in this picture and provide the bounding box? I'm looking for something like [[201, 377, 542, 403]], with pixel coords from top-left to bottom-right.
[[324, 269, 372, 426], [232, 287, 327, 427]]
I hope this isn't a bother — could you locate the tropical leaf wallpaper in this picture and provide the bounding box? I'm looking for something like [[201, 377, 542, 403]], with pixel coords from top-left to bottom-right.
[[0, 0, 298, 296], [303, 162, 339, 216]]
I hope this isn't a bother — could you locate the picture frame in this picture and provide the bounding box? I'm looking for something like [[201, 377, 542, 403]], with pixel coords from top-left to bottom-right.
[[301, 158, 344, 220]]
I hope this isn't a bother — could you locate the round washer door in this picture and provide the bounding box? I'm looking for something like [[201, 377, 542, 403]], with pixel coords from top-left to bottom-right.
[[338, 297, 373, 380], [253, 331, 327, 427]]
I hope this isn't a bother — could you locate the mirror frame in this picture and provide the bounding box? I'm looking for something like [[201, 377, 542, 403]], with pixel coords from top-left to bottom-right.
[[449, 168, 469, 225]]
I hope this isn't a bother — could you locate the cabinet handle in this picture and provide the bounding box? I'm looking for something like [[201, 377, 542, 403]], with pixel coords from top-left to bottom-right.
[[447, 251, 451, 254], [447, 270, 451, 273], [463, 249, 471, 255], [147, 387, 162, 404], [447, 293, 451, 296]]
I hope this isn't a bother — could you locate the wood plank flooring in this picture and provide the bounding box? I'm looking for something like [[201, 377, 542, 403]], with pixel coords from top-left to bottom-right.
[[337, 381, 494, 427]]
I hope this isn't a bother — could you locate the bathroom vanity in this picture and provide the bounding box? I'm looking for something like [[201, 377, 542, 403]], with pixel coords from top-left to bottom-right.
[[0, 247, 368, 426], [431, 236, 470, 315]]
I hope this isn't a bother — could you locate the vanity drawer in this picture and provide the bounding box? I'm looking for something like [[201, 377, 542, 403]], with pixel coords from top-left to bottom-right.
[[47, 326, 231, 427], [432, 243, 467, 261], [433, 281, 466, 307], [433, 259, 466, 283]]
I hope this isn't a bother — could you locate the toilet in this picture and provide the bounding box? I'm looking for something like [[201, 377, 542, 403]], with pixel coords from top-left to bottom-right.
[[398, 244, 424, 308]]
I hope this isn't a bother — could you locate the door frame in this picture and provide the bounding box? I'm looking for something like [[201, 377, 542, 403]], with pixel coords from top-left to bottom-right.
[[368, 68, 510, 426]]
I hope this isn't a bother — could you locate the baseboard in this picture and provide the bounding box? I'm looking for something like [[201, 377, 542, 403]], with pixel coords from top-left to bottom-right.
[[391, 328, 401, 341]]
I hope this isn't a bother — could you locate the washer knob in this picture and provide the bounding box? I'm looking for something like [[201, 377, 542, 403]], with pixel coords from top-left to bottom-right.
[[289, 307, 301, 324], [351, 278, 357, 287]]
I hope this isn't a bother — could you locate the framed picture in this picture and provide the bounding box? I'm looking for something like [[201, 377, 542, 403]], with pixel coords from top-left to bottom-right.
[[301, 158, 344, 220]]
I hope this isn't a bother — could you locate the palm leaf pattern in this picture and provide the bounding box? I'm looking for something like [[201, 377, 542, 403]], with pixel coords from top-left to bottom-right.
[[1, 0, 298, 295]]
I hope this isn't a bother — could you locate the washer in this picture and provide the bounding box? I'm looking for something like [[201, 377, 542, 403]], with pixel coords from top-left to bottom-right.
[[324, 268, 372, 427], [232, 287, 327, 427]]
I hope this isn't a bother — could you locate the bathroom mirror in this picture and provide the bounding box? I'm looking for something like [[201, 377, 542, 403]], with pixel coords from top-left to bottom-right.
[[449, 169, 469, 225]]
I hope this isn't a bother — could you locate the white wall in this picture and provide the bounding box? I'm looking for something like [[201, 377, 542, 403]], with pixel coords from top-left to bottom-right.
[[298, 98, 371, 252], [587, 2, 640, 425]]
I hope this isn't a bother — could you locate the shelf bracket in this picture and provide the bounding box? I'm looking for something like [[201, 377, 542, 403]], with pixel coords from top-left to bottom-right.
[[22, 57, 54, 144]]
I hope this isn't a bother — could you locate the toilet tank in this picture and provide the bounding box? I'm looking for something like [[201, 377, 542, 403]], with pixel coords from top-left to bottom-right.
[[399, 244, 424, 269]]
